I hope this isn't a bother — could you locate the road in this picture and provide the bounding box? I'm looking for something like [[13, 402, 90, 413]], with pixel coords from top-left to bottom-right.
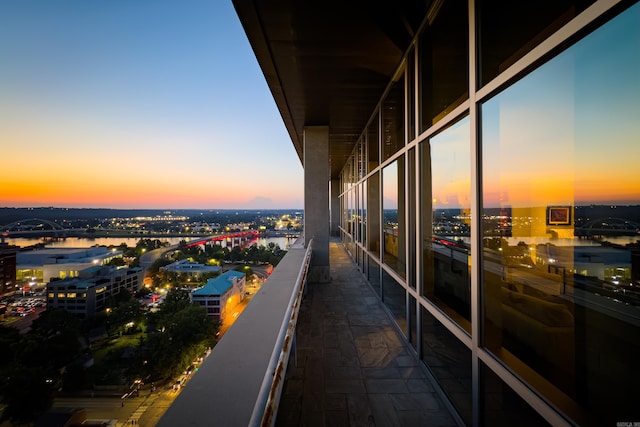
[[52, 382, 182, 426]]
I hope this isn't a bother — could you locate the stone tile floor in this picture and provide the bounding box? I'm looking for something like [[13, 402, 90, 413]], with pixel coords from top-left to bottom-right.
[[276, 241, 459, 427]]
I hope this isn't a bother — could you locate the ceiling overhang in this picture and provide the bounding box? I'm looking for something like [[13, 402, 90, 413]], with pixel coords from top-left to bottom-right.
[[232, 0, 428, 178]]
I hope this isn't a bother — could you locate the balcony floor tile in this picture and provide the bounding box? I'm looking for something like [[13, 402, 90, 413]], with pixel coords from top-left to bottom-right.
[[276, 241, 458, 427]]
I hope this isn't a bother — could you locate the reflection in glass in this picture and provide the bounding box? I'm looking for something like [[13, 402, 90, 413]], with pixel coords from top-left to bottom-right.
[[407, 47, 416, 142], [368, 256, 381, 298], [478, 0, 594, 87], [480, 362, 549, 427], [361, 181, 367, 248], [367, 172, 380, 256], [367, 113, 379, 173], [382, 72, 405, 161], [383, 159, 406, 279], [356, 183, 363, 243], [421, 307, 472, 426], [481, 5, 640, 425], [347, 188, 355, 237], [408, 148, 417, 289], [409, 294, 417, 349], [382, 269, 406, 335], [419, 0, 468, 131], [421, 117, 471, 332]]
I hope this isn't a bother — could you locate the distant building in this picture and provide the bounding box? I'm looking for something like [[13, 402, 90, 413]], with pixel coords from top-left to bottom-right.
[[191, 270, 246, 321], [46, 265, 143, 317], [161, 259, 221, 277], [0, 237, 19, 296], [17, 247, 123, 286]]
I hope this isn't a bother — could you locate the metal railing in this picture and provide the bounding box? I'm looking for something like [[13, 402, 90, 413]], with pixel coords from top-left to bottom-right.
[[156, 237, 314, 427], [249, 238, 313, 427]]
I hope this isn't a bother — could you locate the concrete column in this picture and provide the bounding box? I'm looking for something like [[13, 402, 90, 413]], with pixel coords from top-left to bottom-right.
[[330, 178, 340, 237], [304, 126, 330, 283]]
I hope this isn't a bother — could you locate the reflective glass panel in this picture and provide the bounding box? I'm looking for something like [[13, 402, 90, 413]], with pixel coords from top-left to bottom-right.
[[480, 362, 550, 427], [478, 0, 595, 87], [367, 172, 380, 256], [368, 113, 379, 173], [421, 116, 471, 332], [361, 181, 367, 247], [382, 73, 405, 161], [368, 256, 381, 298], [421, 307, 472, 426], [481, 5, 640, 425], [419, 0, 468, 131], [383, 158, 406, 279], [382, 269, 406, 335], [408, 148, 417, 289]]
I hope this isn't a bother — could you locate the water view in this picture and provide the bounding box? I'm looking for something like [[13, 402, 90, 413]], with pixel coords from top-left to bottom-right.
[[5, 236, 296, 250]]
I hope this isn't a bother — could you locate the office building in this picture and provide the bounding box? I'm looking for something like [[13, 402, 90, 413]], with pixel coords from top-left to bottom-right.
[[160, 1, 640, 426], [17, 247, 124, 286], [161, 259, 222, 277], [46, 265, 143, 317], [0, 237, 18, 296]]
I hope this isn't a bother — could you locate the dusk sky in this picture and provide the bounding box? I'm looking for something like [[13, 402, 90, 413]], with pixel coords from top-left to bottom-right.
[[0, 1, 304, 209]]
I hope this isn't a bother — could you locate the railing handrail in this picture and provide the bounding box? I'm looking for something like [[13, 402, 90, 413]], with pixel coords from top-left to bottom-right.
[[249, 238, 313, 427], [156, 237, 313, 427]]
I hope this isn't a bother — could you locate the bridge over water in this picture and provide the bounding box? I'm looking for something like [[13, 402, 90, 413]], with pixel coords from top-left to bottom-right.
[[182, 230, 261, 249]]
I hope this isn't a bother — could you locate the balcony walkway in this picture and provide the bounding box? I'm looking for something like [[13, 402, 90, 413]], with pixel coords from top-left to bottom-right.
[[276, 240, 459, 427]]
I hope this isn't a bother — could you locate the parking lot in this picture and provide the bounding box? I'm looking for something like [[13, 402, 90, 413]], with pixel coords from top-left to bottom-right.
[[0, 293, 47, 330]]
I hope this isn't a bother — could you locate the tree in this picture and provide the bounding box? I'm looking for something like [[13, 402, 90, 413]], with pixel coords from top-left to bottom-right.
[[0, 365, 55, 426], [160, 288, 191, 315], [149, 258, 172, 275], [23, 309, 83, 370], [0, 325, 20, 366], [107, 299, 143, 336], [133, 301, 218, 382]]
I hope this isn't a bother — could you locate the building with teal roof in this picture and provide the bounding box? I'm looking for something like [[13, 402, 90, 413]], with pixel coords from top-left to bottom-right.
[[191, 270, 246, 321]]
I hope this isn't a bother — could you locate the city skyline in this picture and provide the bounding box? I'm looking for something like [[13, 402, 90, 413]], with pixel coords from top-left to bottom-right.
[[0, 1, 304, 210]]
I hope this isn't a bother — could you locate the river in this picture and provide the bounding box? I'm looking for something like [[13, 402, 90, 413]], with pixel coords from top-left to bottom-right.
[[5, 236, 298, 251]]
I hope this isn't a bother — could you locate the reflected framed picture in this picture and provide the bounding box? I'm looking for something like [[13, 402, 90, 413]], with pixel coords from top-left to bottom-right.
[[547, 206, 571, 225]]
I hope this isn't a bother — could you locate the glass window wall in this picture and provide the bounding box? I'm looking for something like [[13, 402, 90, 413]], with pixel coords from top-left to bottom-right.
[[481, 5, 640, 424]]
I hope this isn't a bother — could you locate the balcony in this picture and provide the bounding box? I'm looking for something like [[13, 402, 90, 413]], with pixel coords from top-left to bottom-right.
[[157, 239, 459, 426]]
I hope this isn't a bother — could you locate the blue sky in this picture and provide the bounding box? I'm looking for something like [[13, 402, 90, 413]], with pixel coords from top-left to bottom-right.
[[0, 0, 304, 209]]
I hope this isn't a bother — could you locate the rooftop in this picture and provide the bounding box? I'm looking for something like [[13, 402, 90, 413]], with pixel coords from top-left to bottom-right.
[[192, 270, 245, 296]]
